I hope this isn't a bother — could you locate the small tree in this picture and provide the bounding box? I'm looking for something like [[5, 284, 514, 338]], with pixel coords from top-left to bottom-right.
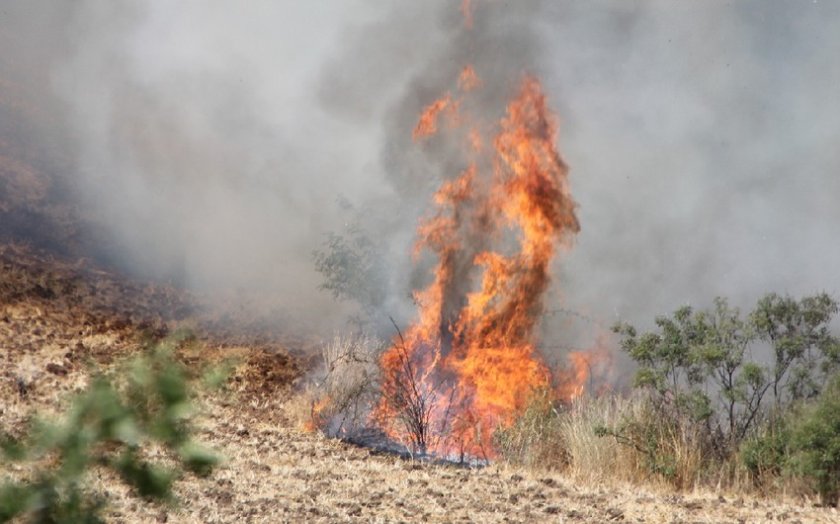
[[751, 293, 840, 409], [614, 294, 839, 458], [312, 207, 389, 329], [0, 336, 221, 523], [692, 298, 770, 452], [613, 306, 707, 417]]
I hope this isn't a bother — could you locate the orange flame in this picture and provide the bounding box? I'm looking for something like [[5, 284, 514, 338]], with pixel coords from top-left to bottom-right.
[[413, 94, 459, 140], [304, 395, 332, 432], [374, 69, 583, 457], [461, 0, 475, 30], [458, 66, 482, 92], [556, 341, 615, 402]]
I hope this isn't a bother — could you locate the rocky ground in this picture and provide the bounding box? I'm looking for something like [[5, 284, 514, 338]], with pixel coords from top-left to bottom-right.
[[1, 243, 837, 523]]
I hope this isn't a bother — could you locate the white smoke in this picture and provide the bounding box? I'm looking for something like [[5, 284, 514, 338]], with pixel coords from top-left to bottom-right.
[[1, 0, 838, 341]]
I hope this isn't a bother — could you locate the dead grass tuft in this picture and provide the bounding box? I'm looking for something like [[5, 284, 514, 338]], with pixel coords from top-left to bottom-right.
[[288, 333, 381, 435]]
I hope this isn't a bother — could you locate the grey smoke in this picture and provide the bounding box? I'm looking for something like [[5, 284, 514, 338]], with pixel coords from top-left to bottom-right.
[[2, 1, 838, 344]]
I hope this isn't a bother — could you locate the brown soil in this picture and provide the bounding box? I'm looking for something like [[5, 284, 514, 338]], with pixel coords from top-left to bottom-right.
[[1, 243, 837, 523]]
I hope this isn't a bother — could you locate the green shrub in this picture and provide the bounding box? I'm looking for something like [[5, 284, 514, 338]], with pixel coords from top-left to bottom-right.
[[614, 294, 839, 459], [608, 293, 840, 496], [313, 214, 388, 323], [787, 373, 840, 507], [739, 422, 791, 486], [0, 335, 222, 523]]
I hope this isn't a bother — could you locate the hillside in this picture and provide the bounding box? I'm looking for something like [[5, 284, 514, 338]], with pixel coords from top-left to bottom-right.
[[1, 243, 836, 523]]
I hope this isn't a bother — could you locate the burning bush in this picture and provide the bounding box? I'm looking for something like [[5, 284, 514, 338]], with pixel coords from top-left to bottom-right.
[[310, 5, 604, 460], [308, 7, 840, 507], [369, 67, 583, 459]]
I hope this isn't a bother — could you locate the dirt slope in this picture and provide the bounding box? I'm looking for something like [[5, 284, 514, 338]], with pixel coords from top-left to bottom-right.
[[1, 244, 837, 523]]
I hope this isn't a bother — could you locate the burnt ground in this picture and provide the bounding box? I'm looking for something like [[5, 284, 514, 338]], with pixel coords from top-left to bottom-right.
[[1, 243, 838, 524]]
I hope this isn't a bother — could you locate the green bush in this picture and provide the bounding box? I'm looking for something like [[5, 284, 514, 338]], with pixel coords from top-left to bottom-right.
[[752, 293, 840, 408], [0, 335, 222, 523], [614, 294, 839, 446], [787, 373, 840, 507], [313, 215, 388, 321], [740, 422, 791, 486], [608, 293, 840, 495]]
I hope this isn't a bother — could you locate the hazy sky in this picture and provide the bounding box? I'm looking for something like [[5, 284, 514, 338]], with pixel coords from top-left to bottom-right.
[[2, 1, 838, 345]]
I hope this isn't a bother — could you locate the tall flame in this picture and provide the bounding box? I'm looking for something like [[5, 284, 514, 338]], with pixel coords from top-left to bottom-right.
[[374, 60, 583, 457]]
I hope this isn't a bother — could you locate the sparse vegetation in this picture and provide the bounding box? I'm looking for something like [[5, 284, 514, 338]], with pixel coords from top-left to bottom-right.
[[2, 244, 837, 522], [312, 208, 389, 327], [0, 335, 221, 523], [377, 327, 437, 456], [296, 292, 840, 507], [493, 388, 568, 470], [496, 392, 703, 488], [297, 333, 382, 437], [492, 292, 840, 506]]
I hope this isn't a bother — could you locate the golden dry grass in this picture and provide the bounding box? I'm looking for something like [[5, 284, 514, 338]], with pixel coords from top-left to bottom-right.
[[1, 243, 838, 523]]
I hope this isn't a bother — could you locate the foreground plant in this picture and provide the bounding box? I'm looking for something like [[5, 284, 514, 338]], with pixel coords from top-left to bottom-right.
[[0, 334, 222, 523]]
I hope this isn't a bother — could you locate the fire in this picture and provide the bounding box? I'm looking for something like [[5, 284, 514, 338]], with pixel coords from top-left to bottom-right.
[[461, 0, 475, 30], [305, 395, 331, 432], [374, 61, 584, 457], [413, 94, 457, 140], [556, 342, 614, 402], [458, 66, 482, 92]]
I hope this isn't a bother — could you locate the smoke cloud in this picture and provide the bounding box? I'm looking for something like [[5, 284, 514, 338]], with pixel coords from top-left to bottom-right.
[[1, 1, 838, 343]]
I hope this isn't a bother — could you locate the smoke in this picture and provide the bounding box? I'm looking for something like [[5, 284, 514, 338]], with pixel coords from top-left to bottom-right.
[[539, 1, 840, 332], [319, 0, 840, 345], [1, 1, 839, 340], [2, 1, 385, 332]]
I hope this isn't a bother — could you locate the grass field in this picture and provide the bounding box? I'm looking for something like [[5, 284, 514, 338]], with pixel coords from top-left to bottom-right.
[[1, 243, 837, 523]]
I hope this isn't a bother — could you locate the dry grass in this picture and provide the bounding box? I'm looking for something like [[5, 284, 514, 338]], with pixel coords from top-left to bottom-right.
[[286, 333, 381, 435], [2, 243, 839, 522], [564, 395, 707, 490], [93, 392, 836, 524], [499, 391, 828, 503], [559, 395, 647, 484], [81, 387, 838, 524]]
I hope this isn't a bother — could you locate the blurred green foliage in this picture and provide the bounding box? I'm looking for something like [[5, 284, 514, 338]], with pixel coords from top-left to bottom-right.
[[0, 334, 223, 523]]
